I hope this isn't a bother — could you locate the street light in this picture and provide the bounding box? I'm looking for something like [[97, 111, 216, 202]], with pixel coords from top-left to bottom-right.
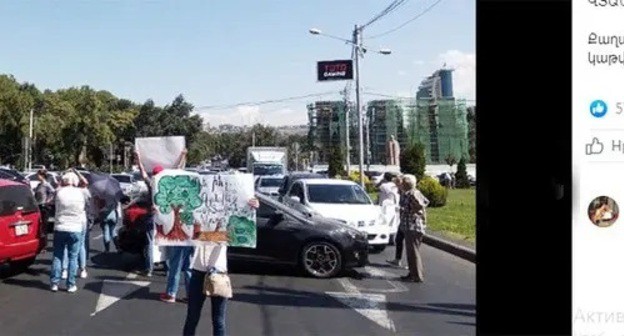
[[309, 26, 391, 187]]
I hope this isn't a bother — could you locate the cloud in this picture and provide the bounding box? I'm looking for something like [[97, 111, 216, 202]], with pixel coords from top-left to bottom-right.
[[438, 50, 475, 101], [398, 70, 407, 77], [198, 105, 308, 127], [413, 60, 425, 66]]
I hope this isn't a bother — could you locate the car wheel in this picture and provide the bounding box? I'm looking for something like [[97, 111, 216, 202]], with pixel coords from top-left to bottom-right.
[[300, 241, 342, 278], [370, 245, 386, 253]]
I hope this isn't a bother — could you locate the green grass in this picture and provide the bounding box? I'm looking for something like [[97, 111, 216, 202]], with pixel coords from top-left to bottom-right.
[[369, 188, 476, 243], [427, 188, 476, 243]]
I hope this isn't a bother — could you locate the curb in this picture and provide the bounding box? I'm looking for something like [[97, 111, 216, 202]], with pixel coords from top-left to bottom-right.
[[423, 234, 476, 263]]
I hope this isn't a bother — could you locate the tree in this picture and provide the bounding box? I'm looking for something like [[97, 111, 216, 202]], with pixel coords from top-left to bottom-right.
[[455, 157, 471, 188], [153, 175, 203, 241], [467, 106, 476, 163], [400, 142, 426, 181], [328, 147, 344, 178]]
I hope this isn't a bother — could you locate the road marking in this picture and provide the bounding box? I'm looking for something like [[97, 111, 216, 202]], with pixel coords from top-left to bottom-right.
[[354, 266, 408, 293], [326, 278, 396, 332], [92, 234, 103, 241], [90, 272, 149, 317]]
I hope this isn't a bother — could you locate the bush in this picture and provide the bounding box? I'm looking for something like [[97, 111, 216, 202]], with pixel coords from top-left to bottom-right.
[[418, 176, 448, 207], [400, 142, 426, 181], [454, 157, 470, 188]]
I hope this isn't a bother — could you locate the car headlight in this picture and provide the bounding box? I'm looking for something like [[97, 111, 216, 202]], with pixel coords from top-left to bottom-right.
[[340, 228, 365, 240]]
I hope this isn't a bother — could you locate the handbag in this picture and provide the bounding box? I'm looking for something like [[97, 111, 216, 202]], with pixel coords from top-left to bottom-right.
[[202, 245, 233, 298]]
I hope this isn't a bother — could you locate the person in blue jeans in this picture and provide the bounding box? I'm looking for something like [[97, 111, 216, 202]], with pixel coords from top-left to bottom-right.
[[100, 202, 121, 253], [50, 172, 87, 293], [160, 246, 195, 303], [183, 198, 259, 336]]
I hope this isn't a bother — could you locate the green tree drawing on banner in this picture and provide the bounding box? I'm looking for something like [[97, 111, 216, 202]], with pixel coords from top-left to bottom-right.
[[154, 175, 202, 241]]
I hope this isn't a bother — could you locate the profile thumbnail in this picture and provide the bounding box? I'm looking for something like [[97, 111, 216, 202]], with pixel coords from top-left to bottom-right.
[[588, 196, 619, 227]]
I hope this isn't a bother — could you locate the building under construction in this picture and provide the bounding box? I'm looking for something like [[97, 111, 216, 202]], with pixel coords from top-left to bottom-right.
[[365, 100, 407, 165], [307, 101, 356, 165], [407, 68, 470, 164]]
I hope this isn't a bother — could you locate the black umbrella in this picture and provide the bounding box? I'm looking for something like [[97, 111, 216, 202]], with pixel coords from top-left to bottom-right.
[[85, 172, 124, 209]]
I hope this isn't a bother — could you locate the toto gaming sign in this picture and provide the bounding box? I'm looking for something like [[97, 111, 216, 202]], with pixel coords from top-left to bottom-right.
[[317, 60, 353, 81]]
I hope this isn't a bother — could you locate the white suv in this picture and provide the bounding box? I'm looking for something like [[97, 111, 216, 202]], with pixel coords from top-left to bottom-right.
[[282, 178, 390, 252]]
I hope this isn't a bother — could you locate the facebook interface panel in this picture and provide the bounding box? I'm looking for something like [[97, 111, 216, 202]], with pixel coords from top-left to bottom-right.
[[574, 1, 624, 335]]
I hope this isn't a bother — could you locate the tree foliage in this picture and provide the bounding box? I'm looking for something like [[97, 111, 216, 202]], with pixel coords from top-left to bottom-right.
[[327, 146, 344, 178], [454, 157, 471, 188], [0, 74, 317, 172], [400, 142, 426, 181]]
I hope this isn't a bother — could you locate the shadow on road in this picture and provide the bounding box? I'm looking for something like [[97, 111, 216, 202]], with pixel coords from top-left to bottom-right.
[[234, 285, 476, 318], [428, 303, 475, 311], [448, 321, 476, 327], [1, 278, 50, 290]]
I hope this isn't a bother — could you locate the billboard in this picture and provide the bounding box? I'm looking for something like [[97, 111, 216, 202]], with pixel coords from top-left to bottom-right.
[[317, 60, 354, 81]]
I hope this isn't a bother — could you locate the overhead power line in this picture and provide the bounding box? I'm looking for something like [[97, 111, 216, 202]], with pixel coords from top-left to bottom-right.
[[194, 91, 340, 111], [367, 0, 444, 39], [363, 91, 476, 102], [361, 0, 409, 29]]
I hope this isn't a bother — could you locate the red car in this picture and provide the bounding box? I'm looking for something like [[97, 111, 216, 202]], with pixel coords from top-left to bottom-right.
[[0, 179, 47, 269]]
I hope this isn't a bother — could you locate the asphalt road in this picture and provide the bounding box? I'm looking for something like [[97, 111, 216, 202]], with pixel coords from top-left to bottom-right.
[[0, 228, 475, 336]]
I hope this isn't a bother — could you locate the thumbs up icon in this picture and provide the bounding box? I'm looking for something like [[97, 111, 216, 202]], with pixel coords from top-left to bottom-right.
[[586, 138, 604, 155], [590, 100, 608, 118]]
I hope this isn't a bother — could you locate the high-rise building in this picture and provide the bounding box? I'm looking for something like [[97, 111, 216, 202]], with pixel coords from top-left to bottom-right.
[[366, 100, 407, 165], [307, 101, 354, 164], [408, 68, 469, 164], [416, 68, 454, 100]]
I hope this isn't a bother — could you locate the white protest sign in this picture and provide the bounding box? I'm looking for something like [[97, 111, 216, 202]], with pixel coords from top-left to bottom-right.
[[135, 136, 186, 173]]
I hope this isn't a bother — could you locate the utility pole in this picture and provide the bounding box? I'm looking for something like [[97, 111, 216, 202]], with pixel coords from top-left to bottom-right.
[[252, 132, 256, 147], [353, 25, 364, 187], [28, 109, 33, 171], [341, 87, 351, 174]]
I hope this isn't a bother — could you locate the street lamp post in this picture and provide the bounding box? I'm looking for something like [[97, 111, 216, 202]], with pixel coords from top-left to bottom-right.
[[309, 27, 391, 188]]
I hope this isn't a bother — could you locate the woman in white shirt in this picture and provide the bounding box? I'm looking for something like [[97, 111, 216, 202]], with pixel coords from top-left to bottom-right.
[[50, 172, 87, 293], [183, 198, 259, 336]]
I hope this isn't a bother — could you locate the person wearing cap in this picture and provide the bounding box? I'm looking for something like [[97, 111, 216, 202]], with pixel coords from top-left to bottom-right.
[[49, 172, 87, 293], [134, 148, 187, 277]]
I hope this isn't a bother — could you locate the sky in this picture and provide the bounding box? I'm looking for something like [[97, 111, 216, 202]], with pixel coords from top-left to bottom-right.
[[0, 0, 475, 127]]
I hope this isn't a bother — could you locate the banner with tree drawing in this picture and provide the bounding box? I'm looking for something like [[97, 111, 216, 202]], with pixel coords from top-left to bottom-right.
[[152, 169, 257, 248]]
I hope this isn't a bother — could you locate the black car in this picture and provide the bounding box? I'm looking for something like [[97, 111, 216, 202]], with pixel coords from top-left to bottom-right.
[[115, 192, 368, 278], [277, 172, 326, 202], [229, 193, 368, 278]]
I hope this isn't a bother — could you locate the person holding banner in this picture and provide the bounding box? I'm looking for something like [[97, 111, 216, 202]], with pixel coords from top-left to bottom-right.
[[183, 198, 260, 336], [134, 148, 187, 277]]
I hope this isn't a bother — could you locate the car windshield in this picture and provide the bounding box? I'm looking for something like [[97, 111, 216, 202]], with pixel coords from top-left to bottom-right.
[[253, 165, 282, 176], [260, 177, 283, 187], [113, 175, 132, 183], [307, 184, 371, 205]]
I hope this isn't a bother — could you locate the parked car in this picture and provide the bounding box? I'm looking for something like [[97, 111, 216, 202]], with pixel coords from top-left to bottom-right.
[[0, 167, 29, 186], [281, 178, 390, 253], [255, 175, 284, 198], [111, 173, 135, 195], [25, 171, 59, 190], [277, 172, 326, 202], [0, 179, 47, 269]]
